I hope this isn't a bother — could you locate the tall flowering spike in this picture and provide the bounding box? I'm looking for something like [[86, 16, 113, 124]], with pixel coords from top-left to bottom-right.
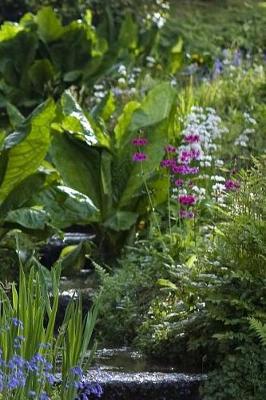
[[132, 138, 148, 146], [132, 152, 148, 162]]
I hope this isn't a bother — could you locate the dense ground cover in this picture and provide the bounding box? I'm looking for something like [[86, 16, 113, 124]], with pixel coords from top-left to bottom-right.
[[0, 0, 266, 398]]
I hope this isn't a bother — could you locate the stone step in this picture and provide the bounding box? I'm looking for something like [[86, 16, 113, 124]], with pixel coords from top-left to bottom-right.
[[85, 369, 204, 400]]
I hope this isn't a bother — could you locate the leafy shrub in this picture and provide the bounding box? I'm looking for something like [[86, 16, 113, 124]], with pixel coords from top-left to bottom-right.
[[136, 158, 266, 371], [202, 343, 266, 400], [96, 239, 176, 345]]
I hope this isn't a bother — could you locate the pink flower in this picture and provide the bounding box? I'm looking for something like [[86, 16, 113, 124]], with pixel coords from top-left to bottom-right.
[[225, 179, 240, 191], [165, 145, 176, 153], [132, 152, 148, 162], [132, 138, 149, 146], [172, 165, 199, 175], [184, 134, 200, 143], [178, 194, 197, 206], [178, 149, 201, 164], [160, 159, 176, 168], [174, 179, 184, 187], [179, 150, 193, 164]]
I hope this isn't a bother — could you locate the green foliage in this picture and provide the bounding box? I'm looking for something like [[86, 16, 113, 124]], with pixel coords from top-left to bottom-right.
[[134, 159, 266, 369], [202, 343, 266, 400], [0, 263, 98, 399], [96, 240, 175, 345], [249, 318, 266, 347]]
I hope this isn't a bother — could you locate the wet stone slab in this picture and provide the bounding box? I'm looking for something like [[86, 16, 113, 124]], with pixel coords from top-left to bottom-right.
[[85, 369, 204, 400]]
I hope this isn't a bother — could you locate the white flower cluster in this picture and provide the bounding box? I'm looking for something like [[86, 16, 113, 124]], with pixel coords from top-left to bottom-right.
[[234, 112, 256, 147], [177, 106, 229, 205], [146, 0, 169, 29], [93, 83, 107, 102], [181, 106, 228, 161], [111, 64, 141, 98], [192, 186, 206, 201]]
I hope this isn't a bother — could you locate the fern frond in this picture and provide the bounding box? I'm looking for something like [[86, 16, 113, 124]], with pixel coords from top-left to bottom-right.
[[249, 318, 266, 347]]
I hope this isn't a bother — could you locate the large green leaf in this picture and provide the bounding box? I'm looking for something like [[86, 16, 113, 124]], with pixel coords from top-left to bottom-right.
[[128, 82, 176, 131], [0, 173, 46, 215], [0, 22, 23, 41], [28, 59, 55, 93], [0, 30, 38, 94], [5, 207, 49, 229], [6, 103, 25, 128], [114, 101, 140, 150], [100, 150, 113, 219], [103, 211, 138, 231], [36, 7, 64, 43], [34, 185, 99, 228], [0, 100, 56, 204], [49, 133, 101, 209], [118, 13, 138, 51], [60, 91, 97, 145]]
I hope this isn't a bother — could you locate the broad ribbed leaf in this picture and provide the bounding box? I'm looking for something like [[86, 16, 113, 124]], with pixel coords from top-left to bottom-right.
[[6, 103, 25, 128], [49, 133, 101, 208], [34, 185, 99, 228], [36, 7, 64, 43], [0, 173, 46, 215], [128, 82, 176, 131], [5, 207, 49, 229], [0, 100, 56, 204], [114, 101, 140, 150], [61, 91, 97, 145], [103, 211, 138, 231]]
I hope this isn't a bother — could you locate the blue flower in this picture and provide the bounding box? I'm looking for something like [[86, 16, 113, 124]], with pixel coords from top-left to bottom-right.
[[11, 318, 24, 329], [39, 392, 49, 400], [76, 382, 103, 399], [71, 366, 83, 376]]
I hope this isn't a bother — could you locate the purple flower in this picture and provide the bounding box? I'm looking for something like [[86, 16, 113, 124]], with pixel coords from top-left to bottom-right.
[[178, 194, 197, 206], [225, 179, 240, 191], [164, 144, 176, 153], [184, 134, 200, 143], [172, 165, 199, 175], [160, 159, 176, 168], [213, 58, 223, 78], [174, 179, 184, 187], [71, 366, 83, 376], [179, 210, 195, 219], [132, 152, 148, 162], [75, 382, 103, 400], [8, 355, 25, 369], [132, 138, 148, 146]]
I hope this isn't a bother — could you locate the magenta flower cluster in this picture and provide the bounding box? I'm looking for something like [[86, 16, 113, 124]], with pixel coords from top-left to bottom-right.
[[179, 194, 197, 206], [159, 142, 199, 219], [132, 138, 148, 146], [132, 136, 149, 162], [184, 134, 200, 143], [225, 179, 240, 191]]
